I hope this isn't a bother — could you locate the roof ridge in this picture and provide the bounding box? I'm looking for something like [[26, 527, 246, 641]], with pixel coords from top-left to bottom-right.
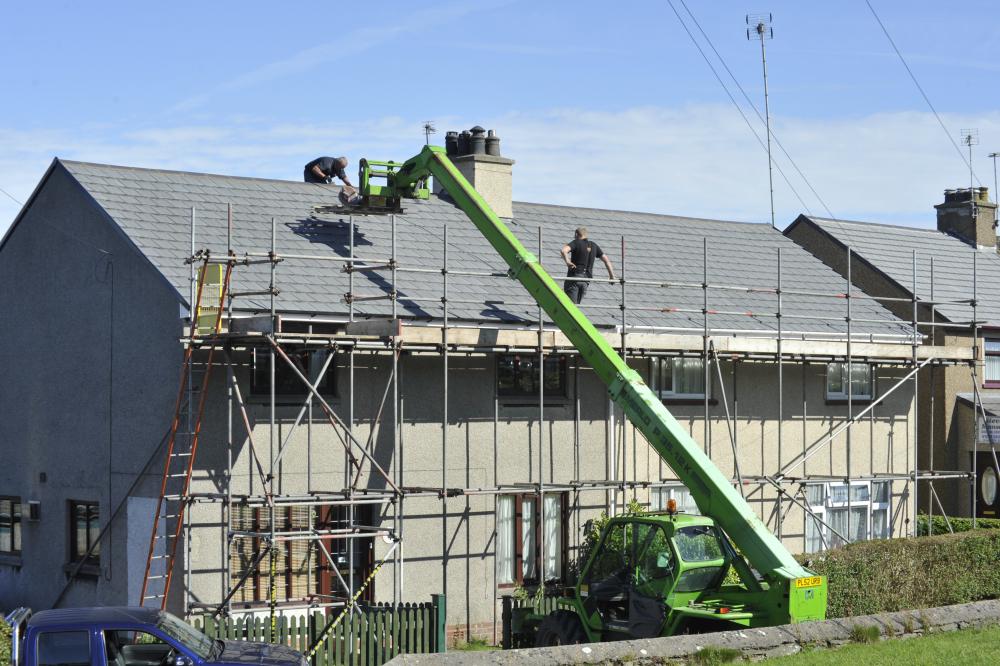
[[807, 215, 942, 234]]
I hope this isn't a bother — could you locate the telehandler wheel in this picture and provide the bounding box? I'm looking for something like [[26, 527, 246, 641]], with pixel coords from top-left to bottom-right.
[[535, 610, 588, 647]]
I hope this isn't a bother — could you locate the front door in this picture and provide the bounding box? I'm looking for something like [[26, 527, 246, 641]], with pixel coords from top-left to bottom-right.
[[976, 452, 1000, 518]]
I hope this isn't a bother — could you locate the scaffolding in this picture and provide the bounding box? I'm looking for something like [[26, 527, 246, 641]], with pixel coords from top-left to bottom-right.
[[166, 199, 988, 641]]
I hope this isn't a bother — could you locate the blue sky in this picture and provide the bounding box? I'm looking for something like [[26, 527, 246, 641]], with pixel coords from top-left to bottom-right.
[[2, 1, 999, 233]]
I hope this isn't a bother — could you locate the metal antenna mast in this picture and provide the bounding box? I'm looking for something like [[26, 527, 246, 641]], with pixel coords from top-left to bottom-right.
[[747, 13, 775, 228], [989, 151, 999, 207], [962, 129, 979, 216], [422, 121, 437, 145]]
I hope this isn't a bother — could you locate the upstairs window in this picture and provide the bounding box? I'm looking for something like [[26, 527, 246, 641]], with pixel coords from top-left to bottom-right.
[[68, 501, 100, 567], [826, 362, 872, 400], [497, 354, 567, 398], [0, 497, 21, 555], [653, 357, 706, 399], [985, 339, 1000, 387], [251, 348, 337, 401]]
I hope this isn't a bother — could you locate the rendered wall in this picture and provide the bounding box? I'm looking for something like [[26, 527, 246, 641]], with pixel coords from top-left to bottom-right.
[[0, 165, 182, 611]]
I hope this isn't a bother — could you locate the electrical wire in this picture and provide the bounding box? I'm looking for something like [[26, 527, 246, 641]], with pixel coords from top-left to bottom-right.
[[678, 0, 836, 219], [665, 0, 815, 217], [0, 185, 22, 206], [864, 0, 981, 185]]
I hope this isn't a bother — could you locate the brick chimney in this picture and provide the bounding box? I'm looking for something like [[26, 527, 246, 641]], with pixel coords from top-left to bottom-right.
[[935, 187, 998, 249], [434, 126, 515, 218]]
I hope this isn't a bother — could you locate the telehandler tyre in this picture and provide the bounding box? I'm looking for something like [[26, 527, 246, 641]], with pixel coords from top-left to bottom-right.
[[535, 610, 588, 647]]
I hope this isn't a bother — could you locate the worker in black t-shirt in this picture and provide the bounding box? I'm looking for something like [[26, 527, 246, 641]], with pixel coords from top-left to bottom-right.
[[304, 156, 354, 187], [560, 227, 616, 304]]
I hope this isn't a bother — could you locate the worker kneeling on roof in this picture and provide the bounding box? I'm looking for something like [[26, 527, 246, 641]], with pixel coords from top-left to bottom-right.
[[304, 156, 353, 186], [560, 227, 616, 304], [305, 156, 361, 205]]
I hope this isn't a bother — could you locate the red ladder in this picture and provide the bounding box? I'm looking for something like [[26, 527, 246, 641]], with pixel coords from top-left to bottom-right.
[[139, 259, 232, 608]]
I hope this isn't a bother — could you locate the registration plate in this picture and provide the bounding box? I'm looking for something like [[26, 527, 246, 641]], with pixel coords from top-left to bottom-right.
[[795, 576, 823, 589]]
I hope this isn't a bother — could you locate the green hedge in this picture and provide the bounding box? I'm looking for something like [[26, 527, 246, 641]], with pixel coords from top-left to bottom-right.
[[798, 529, 1000, 618], [916, 513, 1000, 536], [1, 618, 9, 666]]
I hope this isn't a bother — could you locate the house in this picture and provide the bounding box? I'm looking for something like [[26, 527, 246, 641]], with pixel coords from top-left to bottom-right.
[[0, 141, 961, 643], [785, 186, 1000, 519]]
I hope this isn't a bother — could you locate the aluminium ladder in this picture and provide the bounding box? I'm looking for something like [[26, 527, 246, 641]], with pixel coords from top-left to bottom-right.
[[139, 259, 232, 609]]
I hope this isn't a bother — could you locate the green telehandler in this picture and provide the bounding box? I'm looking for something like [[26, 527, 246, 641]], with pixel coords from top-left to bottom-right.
[[348, 146, 827, 645]]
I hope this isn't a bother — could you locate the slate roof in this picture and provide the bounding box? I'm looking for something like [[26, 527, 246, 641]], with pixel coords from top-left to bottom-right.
[[47, 160, 910, 338], [791, 216, 1000, 326]]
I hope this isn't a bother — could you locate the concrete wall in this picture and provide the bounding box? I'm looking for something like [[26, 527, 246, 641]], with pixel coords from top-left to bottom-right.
[[0, 165, 183, 611], [182, 346, 915, 643]]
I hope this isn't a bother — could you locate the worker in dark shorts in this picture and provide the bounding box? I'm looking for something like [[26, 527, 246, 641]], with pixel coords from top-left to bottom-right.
[[304, 156, 354, 187], [560, 227, 616, 304]]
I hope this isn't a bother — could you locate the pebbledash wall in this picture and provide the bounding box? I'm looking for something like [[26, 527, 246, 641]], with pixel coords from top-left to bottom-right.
[[181, 347, 917, 643]]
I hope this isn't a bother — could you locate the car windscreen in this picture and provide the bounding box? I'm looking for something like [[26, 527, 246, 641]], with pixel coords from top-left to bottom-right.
[[674, 525, 723, 562], [156, 613, 214, 660]]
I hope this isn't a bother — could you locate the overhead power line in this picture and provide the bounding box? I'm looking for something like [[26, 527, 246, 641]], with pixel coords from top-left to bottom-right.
[[864, 0, 981, 185], [0, 185, 22, 206], [665, 0, 815, 218], [678, 0, 836, 219]]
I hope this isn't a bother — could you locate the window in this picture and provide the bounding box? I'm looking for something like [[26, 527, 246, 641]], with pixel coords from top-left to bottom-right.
[[229, 504, 374, 606], [802, 481, 892, 554], [652, 357, 706, 399], [251, 348, 337, 401], [651, 484, 699, 514], [496, 493, 568, 585], [826, 362, 872, 400], [497, 354, 567, 398], [985, 338, 1000, 387], [38, 631, 91, 666], [0, 497, 21, 555], [68, 501, 99, 566]]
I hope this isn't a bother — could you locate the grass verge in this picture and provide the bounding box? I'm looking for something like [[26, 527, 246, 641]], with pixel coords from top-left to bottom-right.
[[769, 624, 1000, 664]]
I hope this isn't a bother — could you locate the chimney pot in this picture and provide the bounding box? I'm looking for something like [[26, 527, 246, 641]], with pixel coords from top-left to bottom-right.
[[936, 185, 998, 248], [433, 127, 515, 217]]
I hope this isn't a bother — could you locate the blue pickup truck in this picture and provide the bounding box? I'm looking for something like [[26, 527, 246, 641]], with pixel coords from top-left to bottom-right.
[[4, 608, 306, 666]]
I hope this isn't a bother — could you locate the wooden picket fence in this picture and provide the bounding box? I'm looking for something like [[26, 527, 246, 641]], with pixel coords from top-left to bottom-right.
[[192, 596, 445, 666]]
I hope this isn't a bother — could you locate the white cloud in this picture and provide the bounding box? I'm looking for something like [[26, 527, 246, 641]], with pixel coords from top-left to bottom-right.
[[2, 105, 999, 236]]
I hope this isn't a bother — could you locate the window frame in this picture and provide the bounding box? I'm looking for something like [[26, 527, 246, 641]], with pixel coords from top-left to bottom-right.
[[984, 337, 1000, 388], [802, 481, 892, 554], [651, 357, 709, 401], [495, 492, 569, 587], [825, 362, 873, 402], [650, 483, 699, 514], [250, 347, 338, 403], [229, 503, 374, 607], [0, 496, 22, 556], [67, 500, 100, 570], [496, 353, 568, 400]]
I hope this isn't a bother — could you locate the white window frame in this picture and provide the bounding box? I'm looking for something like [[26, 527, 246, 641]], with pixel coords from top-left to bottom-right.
[[652, 357, 708, 399], [802, 480, 892, 554], [826, 362, 873, 400], [985, 338, 1000, 386], [651, 483, 699, 514]]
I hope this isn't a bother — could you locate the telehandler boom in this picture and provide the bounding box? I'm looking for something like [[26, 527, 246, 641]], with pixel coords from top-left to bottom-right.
[[355, 146, 826, 643]]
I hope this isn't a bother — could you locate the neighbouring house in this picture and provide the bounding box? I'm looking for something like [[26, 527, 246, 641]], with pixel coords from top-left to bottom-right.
[[786, 186, 1000, 519], [0, 140, 961, 643]]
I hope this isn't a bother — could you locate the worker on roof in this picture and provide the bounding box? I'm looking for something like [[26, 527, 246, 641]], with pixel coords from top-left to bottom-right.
[[304, 156, 354, 187], [560, 227, 616, 304]]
